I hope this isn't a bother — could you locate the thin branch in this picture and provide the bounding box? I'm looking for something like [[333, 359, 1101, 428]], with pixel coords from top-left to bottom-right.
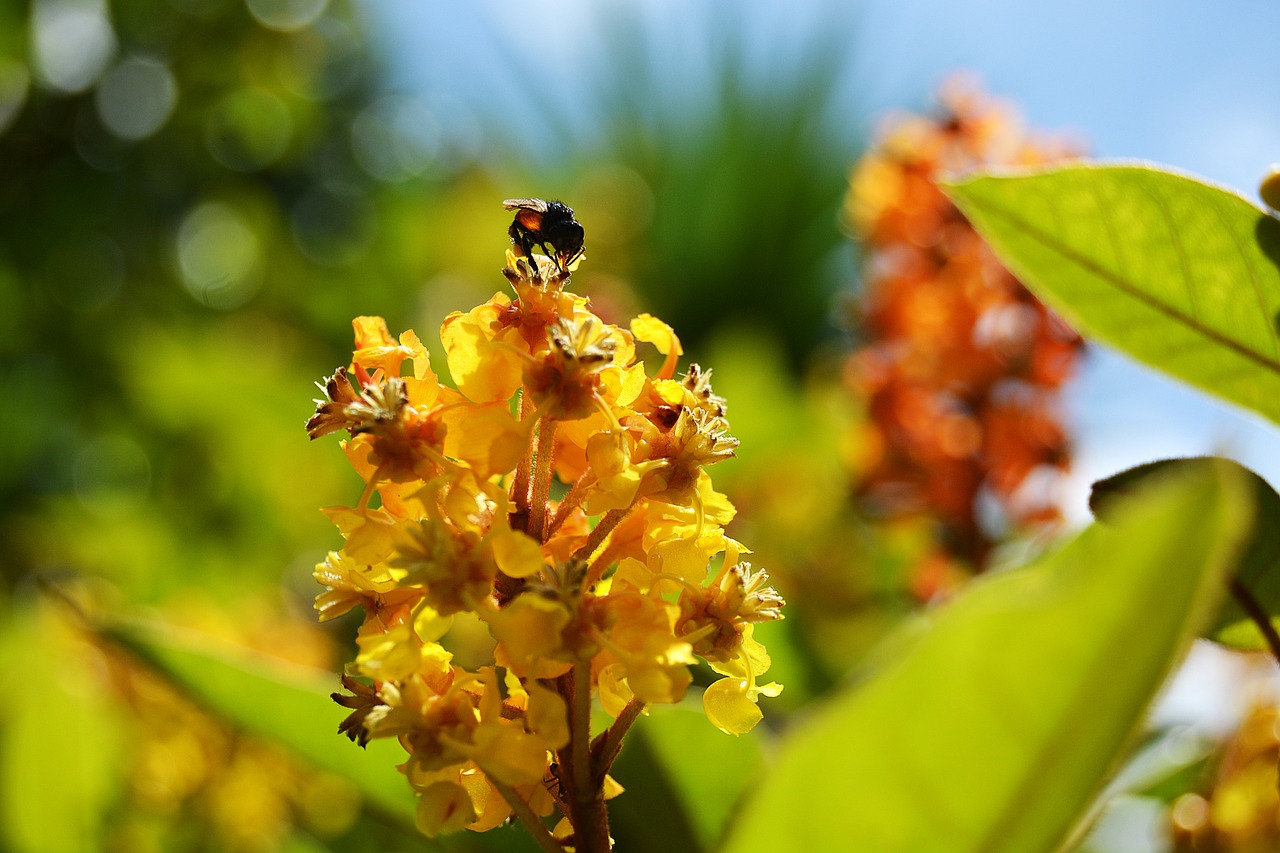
[[489, 777, 564, 853], [510, 390, 535, 534], [571, 507, 631, 564], [585, 539, 624, 589], [546, 469, 591, 539], [572, 662, 593, 797], [569, 661, 611, 852], [591, 698, 645, 780], [1229, 576, 1280, 668], [529, 418, 559, 542]]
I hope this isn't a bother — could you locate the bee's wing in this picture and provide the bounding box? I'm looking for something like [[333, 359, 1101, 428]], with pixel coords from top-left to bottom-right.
[[502, 198, 549, 212]]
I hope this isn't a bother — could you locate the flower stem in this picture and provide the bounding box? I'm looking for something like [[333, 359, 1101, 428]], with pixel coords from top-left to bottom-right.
[[546, 469, 591, 539], [591, 698, 645, 778], [510, 390, 535, 534], [529, 418, 559, 542], [489, 777, 564, 853], [572, 506, 631, 565], [569, 660, 611, 852]]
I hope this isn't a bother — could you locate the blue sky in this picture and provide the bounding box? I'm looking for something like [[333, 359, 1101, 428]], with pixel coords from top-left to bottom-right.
[[358, 0, 1280, 523]]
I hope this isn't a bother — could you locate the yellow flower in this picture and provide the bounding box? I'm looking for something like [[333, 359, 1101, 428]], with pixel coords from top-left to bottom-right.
[[630, 312, 683, 380], [355, 619, 424, 682], [702, 672, 783, 736], [415, 781, 475, 837], [466, 669, 563, 786], [674, 551, 785, 665], [437, 394, 529, 478], [321, 505, 403, 565], [488, 592, 574, 680], [440, 260, 593, 404], [383, 473, 542, 616], [351, 315, 434, 384], [440, 295, 525, 403], [313, 550, 414, 622], [525, 315, 623, 421], [597, 593, 695, 706], [310, 202, 788, 842]]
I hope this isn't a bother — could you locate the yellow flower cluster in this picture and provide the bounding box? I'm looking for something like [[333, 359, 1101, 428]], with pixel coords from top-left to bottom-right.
[[307, 234, 783, 841]]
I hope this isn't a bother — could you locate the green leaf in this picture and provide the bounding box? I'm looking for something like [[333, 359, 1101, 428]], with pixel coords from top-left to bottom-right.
[[1090, 456, 1280, 650], [642, 703, 766, 849], [1, 603, 125, 853], [942, 164, 1280, 425], [721, 459, 1252, 853], [105, 621, 421, 830]]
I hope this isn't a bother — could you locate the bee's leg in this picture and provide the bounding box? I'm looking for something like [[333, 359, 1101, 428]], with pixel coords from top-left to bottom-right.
[[539, 241, 563, 273], [508, 226, 540, 280], [508, 224, 533, 258]]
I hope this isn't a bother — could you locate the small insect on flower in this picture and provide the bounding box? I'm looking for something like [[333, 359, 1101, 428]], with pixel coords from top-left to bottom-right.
[[503, 198, 585, 272]]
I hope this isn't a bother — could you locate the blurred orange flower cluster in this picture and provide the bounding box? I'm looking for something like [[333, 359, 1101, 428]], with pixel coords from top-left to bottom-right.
[[307, 232, 782, 846], [845, 76, 1084, 590]]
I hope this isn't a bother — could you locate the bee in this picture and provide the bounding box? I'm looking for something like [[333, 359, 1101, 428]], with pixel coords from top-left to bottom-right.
[[503, 198, 585, 272]]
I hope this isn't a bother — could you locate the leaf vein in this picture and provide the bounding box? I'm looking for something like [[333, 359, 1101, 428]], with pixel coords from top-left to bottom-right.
[[1205, 194, 1280, 362], [1136, 179, 1201, 323], [963, 186, 1280, 376]]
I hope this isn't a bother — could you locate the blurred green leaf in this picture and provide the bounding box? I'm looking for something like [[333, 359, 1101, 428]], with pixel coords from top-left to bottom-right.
[[1090, 456, 1280, 650], [640, 703, 766, 849], [1, 604, 125, 853], [105, 620, 421, 830], [722, 458, 1252, 853], [943, 164, 1280, 425], [552, 18, 856, 368]]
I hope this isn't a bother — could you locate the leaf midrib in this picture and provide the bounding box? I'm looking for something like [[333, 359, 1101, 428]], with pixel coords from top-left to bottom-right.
[[958, 181, 1280, 376]]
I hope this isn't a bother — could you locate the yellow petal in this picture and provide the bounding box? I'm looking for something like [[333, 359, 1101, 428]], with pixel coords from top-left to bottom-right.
[[631, 313, 682, 379], [459, 768, 510, 832], [441, 301, 523, 403], [490, 529, 545, 579], [440, 401, 529, 478], [597, 663, 634, 718], [321, 506, 402, 565], [488, 594, 572, 679], [355, 621, 423, 681], [415, 781, 475, 837], [602, 774, 625, 800], [469, 726, 548, 786], [524, 680, 570, 750], [702, 677, 763, 735], [352, 316, 425, 377], [413, 604, 453, 644], [352, 315, 395, 349]]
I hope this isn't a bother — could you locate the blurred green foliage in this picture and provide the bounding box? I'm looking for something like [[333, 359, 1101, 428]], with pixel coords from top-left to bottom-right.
[[514, 11, 857, 369], [9, 3, 1272, 851], [3, 1, 862, 851], [3, 0, 411, 599]]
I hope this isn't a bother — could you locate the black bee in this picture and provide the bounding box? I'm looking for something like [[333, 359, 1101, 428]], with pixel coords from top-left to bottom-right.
[[502, 198, 585, 272]]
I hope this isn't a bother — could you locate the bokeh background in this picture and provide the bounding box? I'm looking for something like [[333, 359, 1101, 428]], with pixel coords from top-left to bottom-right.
[[6, 1, 1280, 851]]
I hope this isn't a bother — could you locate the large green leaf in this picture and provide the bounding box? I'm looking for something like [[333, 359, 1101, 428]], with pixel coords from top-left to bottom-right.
[[105, 621, 420, 828], [642, 703, 766, 849], [721, 459, 1251, 853], [1090, 456, 1280, 650], [105, 622, 545, 853], [1, 604, 125, 853], [943, 164, 1280, 425]]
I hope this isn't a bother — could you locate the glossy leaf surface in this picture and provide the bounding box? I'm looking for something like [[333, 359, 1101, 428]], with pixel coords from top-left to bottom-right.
[[1091, 456, 1280, 649], [723, 461, 1251, 853], [944, 164, 1280, 425]]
